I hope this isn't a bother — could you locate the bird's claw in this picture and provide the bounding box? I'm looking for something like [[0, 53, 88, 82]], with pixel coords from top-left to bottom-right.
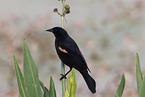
[[60, 74, 67, 80]]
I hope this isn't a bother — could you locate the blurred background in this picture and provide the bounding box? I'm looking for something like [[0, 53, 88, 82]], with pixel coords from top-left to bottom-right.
[[0, 0, 145, 97]]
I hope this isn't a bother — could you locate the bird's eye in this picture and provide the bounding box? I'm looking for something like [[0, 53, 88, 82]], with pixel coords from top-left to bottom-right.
[[54, 29, 58, 32]]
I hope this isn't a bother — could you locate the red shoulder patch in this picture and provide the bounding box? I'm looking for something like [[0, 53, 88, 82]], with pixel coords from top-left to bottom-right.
[[59, 46, 68, 53]]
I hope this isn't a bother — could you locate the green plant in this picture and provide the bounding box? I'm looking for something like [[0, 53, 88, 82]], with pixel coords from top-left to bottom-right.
[[64, 69, 77, 97], [14, 41, 43, 97], [136, 53, 145, 97], [53, 0, 71, 96], [14, 41, 76, 97], [13, 0, 145, 97], [14, 0, 77, 97], [114, 53, 145, 97], [115, 74, 125, 97]]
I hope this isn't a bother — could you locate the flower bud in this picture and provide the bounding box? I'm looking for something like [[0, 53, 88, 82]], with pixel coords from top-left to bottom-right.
[[65, 4, 70, 10], [53, 8, 58, 13], [66, 9, 70, 14]]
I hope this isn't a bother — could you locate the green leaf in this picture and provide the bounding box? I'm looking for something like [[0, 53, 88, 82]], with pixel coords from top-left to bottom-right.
[[49, 77, 57, 97], [13, 56, 28, 97], [115, 73, 125, 97], [44, 87, 50, 97], [139, 75, 145, 97], [136, 53, 143, 94], [40, 80, 49, 97], [39, 80, 45, 91], [61, 62, 66, 97], [64, 68, 77, 97], [23, 40, 43, 97]]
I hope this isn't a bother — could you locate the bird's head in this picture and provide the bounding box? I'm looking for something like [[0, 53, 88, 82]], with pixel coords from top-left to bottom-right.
[[46, 27, 68, 38]]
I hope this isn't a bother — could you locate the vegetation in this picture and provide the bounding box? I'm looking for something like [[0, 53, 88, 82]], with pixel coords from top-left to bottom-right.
[[13, 0, 145, 97]]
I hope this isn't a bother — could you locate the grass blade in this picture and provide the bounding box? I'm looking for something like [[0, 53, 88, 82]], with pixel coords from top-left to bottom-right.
[[115, 73, 125, 97], [40, 80, 49, 97], [64, 68, 77, 97], [49, 76, 57, 97], [13, 56, 28, 97], [136, 53, 143, 94], [23, 40, 43, 97], [40, 80, 45, 91], [139, 75, 145, 97], [44, 87, 50, 97]]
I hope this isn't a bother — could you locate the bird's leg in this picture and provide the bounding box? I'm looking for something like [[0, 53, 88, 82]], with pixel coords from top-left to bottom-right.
[[60, 68, 72, 80]]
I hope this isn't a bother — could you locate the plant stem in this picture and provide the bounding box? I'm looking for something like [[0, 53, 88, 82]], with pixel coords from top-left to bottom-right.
[[61, 0, 66, 97], [61, 62, 66, 97], [61, 0, 65, 28]]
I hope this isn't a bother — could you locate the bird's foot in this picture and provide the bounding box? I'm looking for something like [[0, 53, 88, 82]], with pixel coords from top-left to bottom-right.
[[60, 74, 67, 80]]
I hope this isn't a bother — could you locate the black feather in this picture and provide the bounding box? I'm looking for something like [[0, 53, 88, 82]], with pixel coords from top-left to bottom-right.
[[46, 27, 96, 93]]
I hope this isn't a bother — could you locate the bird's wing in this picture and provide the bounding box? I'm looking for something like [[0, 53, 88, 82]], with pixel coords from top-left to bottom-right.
[[58, 37, 90, 72]]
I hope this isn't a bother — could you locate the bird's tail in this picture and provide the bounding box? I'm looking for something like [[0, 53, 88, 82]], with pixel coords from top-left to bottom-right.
[[80, 70, 96, 93]]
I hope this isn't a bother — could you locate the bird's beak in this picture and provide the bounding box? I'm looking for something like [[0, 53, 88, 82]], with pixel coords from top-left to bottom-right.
[[46, 28, 53, 32]]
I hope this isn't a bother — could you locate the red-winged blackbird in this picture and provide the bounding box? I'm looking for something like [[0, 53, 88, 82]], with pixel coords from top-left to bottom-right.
[[46, 27, 96, 93]]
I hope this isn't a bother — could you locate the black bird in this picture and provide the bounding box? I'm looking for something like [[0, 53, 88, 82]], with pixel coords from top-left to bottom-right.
[[46, 27, 96, 93]]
